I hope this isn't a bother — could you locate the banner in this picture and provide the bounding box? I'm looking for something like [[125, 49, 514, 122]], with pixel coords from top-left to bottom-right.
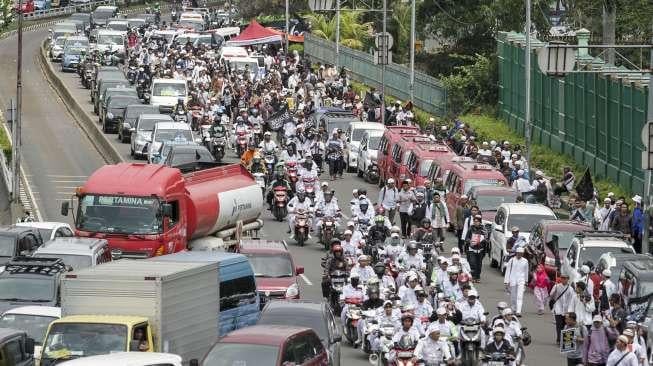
[[266, 107, 293, 131], [560, 328, 577, 353], [628, 293, 653, 323]]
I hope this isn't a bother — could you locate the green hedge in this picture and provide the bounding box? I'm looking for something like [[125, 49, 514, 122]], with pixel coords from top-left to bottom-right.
[[0, 122, 10, 163]]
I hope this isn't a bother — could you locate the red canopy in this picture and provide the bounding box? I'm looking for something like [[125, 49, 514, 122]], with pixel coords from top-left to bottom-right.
[[225, 20, 283, 46], [266, 27, 305, 43]]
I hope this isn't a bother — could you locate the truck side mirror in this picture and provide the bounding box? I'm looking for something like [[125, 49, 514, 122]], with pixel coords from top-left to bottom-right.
[[296, 266, 304, 275], [162, 203, 173, 217], [61, 201, 70, 216], [25, 337, 35, 355]]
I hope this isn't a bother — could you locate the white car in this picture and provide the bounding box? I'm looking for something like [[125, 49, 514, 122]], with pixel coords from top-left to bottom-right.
[[561, 231, 635, 284], [15, 221, 73, 242], [0, 305, 61, 365], [148, 122, 195, 163], [56, 352, 182, 366], [489, 203, 556, 272], [345, 122, 385, 172], [130, 114, 174, 158], [356, 129, 384, 179]]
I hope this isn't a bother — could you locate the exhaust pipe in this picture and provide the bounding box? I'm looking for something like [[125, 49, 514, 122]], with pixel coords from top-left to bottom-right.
[[368, 353, 378, 365]]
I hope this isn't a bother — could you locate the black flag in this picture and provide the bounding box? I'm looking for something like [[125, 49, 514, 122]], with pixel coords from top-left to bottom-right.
[[575, 168, 594, 201], [266, 106, 293, 131]]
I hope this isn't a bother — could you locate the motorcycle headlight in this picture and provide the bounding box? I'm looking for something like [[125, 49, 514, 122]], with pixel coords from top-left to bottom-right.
[[285, 283, 299, 298]]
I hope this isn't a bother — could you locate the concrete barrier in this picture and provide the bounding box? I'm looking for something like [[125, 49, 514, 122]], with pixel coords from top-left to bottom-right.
[[38, 40, 125, 164]]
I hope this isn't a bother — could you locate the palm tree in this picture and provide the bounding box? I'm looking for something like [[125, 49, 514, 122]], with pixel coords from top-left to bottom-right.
[[389, 2, 411, 63], [305, 10, 373, 50]]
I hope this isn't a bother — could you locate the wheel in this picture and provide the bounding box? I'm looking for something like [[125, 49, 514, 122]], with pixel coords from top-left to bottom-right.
[[130, 147, 135, 157], [120, 132, 129, 143], [378, 173, 385, 188], [489, 244, 498, 268], [357, 167, 363, 178], [500, 254, 506, 274]]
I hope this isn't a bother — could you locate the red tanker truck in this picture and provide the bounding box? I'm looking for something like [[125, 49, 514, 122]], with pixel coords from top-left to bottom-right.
[[61, 163, 263, 258]]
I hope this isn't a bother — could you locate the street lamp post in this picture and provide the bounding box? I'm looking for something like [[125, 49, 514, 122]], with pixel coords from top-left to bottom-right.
[[285, 0, 289, 52], [409, 0, 415, 103], [335, 0, 340, 70], [524, 0, 532, 173]]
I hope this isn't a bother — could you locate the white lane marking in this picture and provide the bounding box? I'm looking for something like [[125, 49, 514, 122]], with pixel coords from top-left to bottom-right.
[[300, 274, 313, 286], [46, 175, 88, 178], [51, 180, 86, 183]]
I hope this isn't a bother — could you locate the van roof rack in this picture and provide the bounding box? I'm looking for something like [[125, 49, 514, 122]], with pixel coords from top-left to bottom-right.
[[4, 256, 67, 276], [574, 231, 627, 239]]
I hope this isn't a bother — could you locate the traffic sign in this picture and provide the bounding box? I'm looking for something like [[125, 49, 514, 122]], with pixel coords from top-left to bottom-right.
[[308, 0, 334, 11], [537, 42, 576, 76], [641, 121, 653, 170], [375, 32, 393, 50]]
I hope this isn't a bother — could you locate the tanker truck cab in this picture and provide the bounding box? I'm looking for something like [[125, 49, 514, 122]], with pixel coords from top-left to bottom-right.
[[60, 163, 263, 259], [41, 315, 154, 365]]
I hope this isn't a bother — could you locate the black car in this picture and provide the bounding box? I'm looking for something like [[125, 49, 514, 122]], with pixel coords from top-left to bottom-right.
[[257, 300, 342, 366], [0, 226, 44, 266], [163, 145, 216, 173], [102, 94, 142, 133], [0, 256, 68, 313], [119, 104, 160, 143]]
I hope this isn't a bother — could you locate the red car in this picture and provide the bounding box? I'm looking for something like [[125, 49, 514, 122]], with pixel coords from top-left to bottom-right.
[[527, 219, 590, 278], [199, 325, 329, 366], [467, 185, 520, 225], [237, 240, 304, 308]]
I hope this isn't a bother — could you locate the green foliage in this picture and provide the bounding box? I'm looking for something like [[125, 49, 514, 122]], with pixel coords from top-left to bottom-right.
[[0, 120, 10, 163], [305, 10, 373, 50], [0, 0, 14, 29], [288, 43, 303, 55], [439, 53, 497, 117], [461, 113, 630, 199], [236, 0, 306, 20], [388, 2, 410, 64]]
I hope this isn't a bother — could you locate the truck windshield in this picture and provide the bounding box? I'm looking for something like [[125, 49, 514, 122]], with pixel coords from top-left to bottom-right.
[[43, 323, 127, 360], [246, 254, 294, 278], [203, 343, 279, 366], [0, 314, 58, 345], [153, 83, 186, 97], [0, 277, 55, 301], [154, 129, 193, 143], [97, 34, 123, 45], [76, 195, 162, 235], [37, 254, 92, 271], [0, 236, 15, 257]]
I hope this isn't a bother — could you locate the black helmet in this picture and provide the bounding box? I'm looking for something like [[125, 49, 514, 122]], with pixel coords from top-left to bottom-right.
[[373, 262, 386, 276], [407, 241, 418, 251], [421, 218, 431, 226]]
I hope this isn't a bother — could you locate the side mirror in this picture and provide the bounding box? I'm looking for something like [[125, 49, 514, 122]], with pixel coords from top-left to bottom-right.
[[24, 337, 35, 355], [161, 203, 173, 217], [331, 335, 342, 344], [190, 360, 199, 366], [129, 127, 136, 133], [296, 266, 304, 275], [61, 201, 70, 216]]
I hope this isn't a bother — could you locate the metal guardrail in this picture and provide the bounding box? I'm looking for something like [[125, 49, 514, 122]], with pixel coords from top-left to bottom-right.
[[23, 0, 116, 20]]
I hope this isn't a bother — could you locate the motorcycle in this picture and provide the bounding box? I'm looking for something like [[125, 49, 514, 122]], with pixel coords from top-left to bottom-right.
[[294, 209, 311, 246], [211, 136, 226, 162], [343, 297, 363, 345], [391, 335, 418, 366], [365, 162, 380, 184], [482, 352, 514, 366], [361, 310, 378, 355], [286, 161, 299, 190], [235, 130, 248, 158], [272, 186, 289, 221], [136, 77, 148, 100], [127, 66, 137, 84], [459, 318, 484, 366], [171, 9, 178, 22], [369, 322, 396, 365], [253, 172, 266, 198], [174, 109, 188, 123], [251, 123, 263, 145], [328, 270, 347, 314], [263, 152, 276, 181], [82, 64, 94, 89], [319, 214, 338, 250]]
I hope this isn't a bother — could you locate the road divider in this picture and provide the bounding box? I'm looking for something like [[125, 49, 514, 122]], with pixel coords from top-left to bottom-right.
[[38, 40, 125, 164]]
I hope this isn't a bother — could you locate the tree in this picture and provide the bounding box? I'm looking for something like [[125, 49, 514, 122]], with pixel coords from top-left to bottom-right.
[[305, 10, 373, 50], [0, 0, 13, 29], [389, 2, 410, 64], [235, 0, 306, 20]]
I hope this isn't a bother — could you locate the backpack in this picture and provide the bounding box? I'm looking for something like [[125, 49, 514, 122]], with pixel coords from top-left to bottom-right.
[[535, 180, 547, 200]]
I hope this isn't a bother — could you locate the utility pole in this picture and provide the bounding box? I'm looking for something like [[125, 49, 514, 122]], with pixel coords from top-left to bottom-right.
[[380, 0, 387, 125], [409, 0, 415, 103], [284, 0, 289, 52], [12, 0, 23, 211], [643, 31, 653, 255], [334, 0, 340, 70], [524, 0, 532, 176]]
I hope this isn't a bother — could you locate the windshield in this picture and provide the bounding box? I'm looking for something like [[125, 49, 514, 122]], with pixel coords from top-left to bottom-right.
[[126, 107, 155, 118], [152, 83, 186, 97], [580, 246, 634, 267], [231, 61, 258, 72], [259, 311, 327, 341], [176, 35, 199, 44], [195, 35, 212, 45], [93, 10, 114, 19], [368, 136, 381, 149], [154, 129, 192, 143], [0, 277, 55, 301], [245, 254, 293, 277], [65, 39, 88, 48], [352, 129, 366, 141], [107, 22, 128, 31], [65, 47, 86, 56], [464, 178, 504, 193], [170, 150, 213, 165], [43, 323, 126, 360], [37, 254, 92, 271], [137, 119, 160, 131], [76, 195, 162, 235], [202, 343, 279, 366], [474, 194, 517, 212], [0, 314, 58, 345], [508, 214, 556, 233], [97, 34, 123, 45], [0, 236, 16, 256], [54, 38, 67, 46], [179, 21, 203, 31], [419, 160, 433, 177], [546, 230, 579, 250], [37, 229, 53, 240]]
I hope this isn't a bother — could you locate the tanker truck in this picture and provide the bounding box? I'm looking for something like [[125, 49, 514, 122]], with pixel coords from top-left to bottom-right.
[[60, 163, 263, 258]]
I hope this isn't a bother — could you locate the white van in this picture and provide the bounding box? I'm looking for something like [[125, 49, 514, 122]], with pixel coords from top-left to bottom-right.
[[95, 29, 126, 56], [225, 56, 261, 81], [214, 26, 240, 41], [149, 78, 188, 112], [219, 45, 248, 62], [148, 122, 194, 163], [346, 121, 385, 171]]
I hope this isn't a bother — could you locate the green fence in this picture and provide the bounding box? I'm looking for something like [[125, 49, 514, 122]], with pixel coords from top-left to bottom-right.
[[498, 31, 649, 195], [304, 34, 447, 116]]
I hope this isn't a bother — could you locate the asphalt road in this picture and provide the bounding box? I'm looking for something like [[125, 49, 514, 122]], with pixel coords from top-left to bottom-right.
[[7, 23, 568, 366], [0, 28, 105, 222]]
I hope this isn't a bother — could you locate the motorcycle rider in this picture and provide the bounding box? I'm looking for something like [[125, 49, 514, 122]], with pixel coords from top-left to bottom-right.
[[383, 232, 404, 261], [287, 190, 313, 239], [280, 143, 301, 163], [351, 255, 376, 285], [397, 241, 425, 272], [490, 301, 510, 327], [443, 266, 463, 302], [415, 326, 453, 366], [341, 274, 365, 324], [450, 248, 472, 274], [208, 116, 227, 138], [455, 289, 486, 323], [431, 258, 450, 290], [357, 287, 385, 347], [369, 301, 401, 352], [341, 230, 358, 258], [267, 172, 293, 210], [298, 152, 319, 178], [240, 141, 258, 167], [412, 218, 434, 243], [500, 308, 523, 346], [414, 288, 434, 323], [398, 274, 421, 307], [465, 214, 488, 283], [353, 197, 375, 223], [484, 327, 516, 364], [259, 131, 278, 155], [326, 129, 344, 180], [392, 313, 423, 345], [368, 215, 391, 246], [248, 154, 267, 175], [315, 191, 341, 238], [430, 307, 459, 344], [345, 220, 364, 246]]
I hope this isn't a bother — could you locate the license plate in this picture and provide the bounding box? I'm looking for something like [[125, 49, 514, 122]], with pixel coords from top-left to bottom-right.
[[488, 362, 504, 366], [463, 326, 477, 331]]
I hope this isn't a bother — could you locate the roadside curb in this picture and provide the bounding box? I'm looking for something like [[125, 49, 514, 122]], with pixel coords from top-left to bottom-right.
[[38, 40, 125, 164]]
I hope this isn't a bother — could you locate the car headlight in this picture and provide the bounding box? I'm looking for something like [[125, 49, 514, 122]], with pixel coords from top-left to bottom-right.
[[285, 283, 299, 298]]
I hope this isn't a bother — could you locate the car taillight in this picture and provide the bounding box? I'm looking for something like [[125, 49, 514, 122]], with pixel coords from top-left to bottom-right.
[[154, 245, 165, 256]]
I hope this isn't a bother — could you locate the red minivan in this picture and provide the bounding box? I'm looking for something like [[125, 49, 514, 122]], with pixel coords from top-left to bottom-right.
[[404, 142, 456, 186], [377, 126, 420, 185], [200, 325, 329, 366], [444, 160, 509, 221]]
